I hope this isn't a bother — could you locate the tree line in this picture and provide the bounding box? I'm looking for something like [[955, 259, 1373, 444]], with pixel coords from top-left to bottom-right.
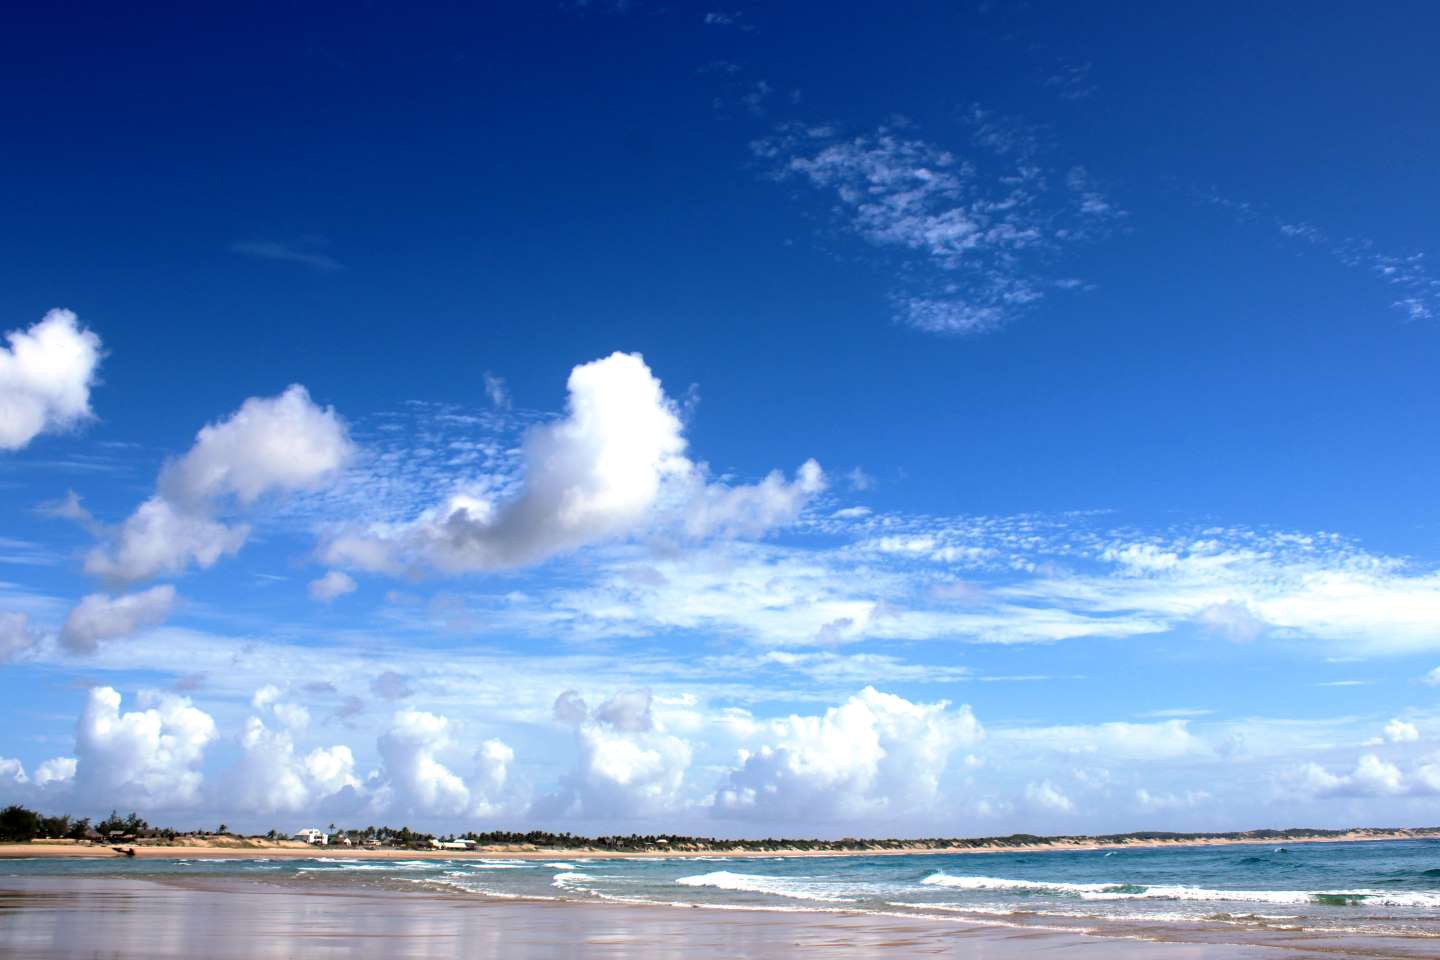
[[0, 805, 164, 843], [4, 804, 1435, 850]]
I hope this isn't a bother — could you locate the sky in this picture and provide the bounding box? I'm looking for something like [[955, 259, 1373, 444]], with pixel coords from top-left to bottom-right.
[[1, 0, 1439, 838]]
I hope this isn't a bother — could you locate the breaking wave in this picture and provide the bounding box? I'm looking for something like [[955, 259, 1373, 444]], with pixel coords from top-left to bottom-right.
[[674, 871, 854, 902], [919, 873, 1440, 908]]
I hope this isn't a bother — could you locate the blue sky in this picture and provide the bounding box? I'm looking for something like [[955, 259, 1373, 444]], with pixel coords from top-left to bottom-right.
[[2, 1, 1439, 836]]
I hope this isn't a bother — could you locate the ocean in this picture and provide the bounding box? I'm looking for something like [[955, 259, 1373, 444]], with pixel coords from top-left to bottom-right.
[[5, 840, 1439, 944]]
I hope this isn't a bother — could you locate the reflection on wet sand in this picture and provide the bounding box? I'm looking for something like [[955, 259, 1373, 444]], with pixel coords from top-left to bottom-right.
[[0, 877, 1396, 959], [0, 880, 1347, 960]]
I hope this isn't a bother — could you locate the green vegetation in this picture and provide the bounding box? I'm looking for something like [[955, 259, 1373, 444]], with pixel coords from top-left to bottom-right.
[[2, 804, 1436, 851], [445, 826, 1440, 852], [1, 805, 91, 842]]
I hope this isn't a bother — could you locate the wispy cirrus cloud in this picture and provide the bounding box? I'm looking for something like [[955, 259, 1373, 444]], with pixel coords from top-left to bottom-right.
[[753, 111, 1122, 334], [1042, 59, 1097, 102], [229, 239, 344, 272], [1202, 190, 1440, 322]]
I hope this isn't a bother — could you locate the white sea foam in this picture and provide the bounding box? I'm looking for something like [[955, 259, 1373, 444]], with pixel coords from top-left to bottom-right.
[[918, 873, 1440, 908], [674, 871, 854, 902], [551, 870, 597, 893], [921, 874, 1107, 893]]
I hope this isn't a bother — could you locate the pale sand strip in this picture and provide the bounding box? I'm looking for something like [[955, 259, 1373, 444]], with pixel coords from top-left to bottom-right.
[[0, 877, 1360, 959], [1, 829, 1433, 861]]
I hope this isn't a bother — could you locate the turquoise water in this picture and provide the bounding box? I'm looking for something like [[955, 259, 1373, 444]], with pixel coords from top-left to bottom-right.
[[6, 840, 1440, 940]]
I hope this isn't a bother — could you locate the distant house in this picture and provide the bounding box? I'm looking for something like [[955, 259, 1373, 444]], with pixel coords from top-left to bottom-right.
[[293, 828, 328, 846], [437, 839, 475, 851]]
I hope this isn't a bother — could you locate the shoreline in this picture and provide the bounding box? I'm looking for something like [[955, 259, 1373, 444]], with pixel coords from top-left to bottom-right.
[[2, 827, 1433, 861]]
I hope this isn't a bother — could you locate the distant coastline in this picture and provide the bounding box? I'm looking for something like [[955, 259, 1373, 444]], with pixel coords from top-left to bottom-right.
[[3, 825, 1435, 860]]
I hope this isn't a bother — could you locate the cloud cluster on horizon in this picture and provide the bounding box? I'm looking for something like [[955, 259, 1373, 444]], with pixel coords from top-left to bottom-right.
[[6, 678, 1438, 835]]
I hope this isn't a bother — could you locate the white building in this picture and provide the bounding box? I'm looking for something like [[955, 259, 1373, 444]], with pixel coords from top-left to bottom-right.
[[293, 828, 328, 846], [437, 839, 476, 850]]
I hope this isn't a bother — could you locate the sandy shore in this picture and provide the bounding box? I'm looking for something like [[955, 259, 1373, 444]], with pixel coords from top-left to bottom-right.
[[0, 876, 1384, 959], [1, 828, 1431, 862]]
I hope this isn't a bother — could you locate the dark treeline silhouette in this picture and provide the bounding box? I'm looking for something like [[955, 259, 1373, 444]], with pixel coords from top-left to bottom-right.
[[0, 805, 171, 843], [4, 804, 1436, 850]]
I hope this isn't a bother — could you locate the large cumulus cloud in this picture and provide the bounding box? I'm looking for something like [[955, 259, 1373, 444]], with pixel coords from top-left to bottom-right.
[[322, 352, 823, 576], [713, 687, 982, 821]]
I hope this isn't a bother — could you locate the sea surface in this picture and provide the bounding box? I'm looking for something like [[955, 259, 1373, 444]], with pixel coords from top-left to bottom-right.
[[5, 840, 1440, 945]]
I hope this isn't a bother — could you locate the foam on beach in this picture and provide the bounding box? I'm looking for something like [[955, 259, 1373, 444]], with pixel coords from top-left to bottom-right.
[[920, 872, 1440, 908], [674, 870, 856, 902]]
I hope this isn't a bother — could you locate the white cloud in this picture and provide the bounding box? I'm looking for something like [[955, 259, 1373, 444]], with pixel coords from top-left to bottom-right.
[[1296, 754, 1406, 798], [1271, 219, 1440, 322], [1424, 667, 1440, 686], [999, 719, 1206, 761], [305, 745, 361, 797], [158, 385, 354, 506], [979, 527, 1440, 656], [1196, 601, 1265, 642], [375, 710, 470, 816], [86, 385, 353, 582], [562, 724, 691, 819], [0, 611, 41, 662], [251, 684, 282, 710], [230, 239, 342, 272], [754, 117, 1110, 334], [309, 570, 357, 603], [846, 468, 875, 492], [83, 496, 250, 583], [272, 701, 311, 732], [34, 757, 77, 787], [483, 372, 510, 410], [0, 309, 103, 451], [680, 459, 824, 539], [226, 713, 359, 814], [0, 757, 27, 785], [72, 687, 217, 809], [1134, 787, 1210, 811], [1025, 779, 1074, 813], [220, 687, 355, 817], [1383, 719, 1420, 743], [249, 685, 310, 731], [372, 709, 514, 818], [544, 688, 692, 819], [417, 351, 688, 568], [230, 717, 318, 812], [713, 687, 981, 821], [322, 353, 822, 575], [592, 688, 655, 732], [59, 585, 177, 654], [553, 689, 590, 727]]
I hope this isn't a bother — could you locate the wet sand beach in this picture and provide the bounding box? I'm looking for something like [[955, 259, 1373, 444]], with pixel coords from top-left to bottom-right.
[[0, 877, 1420, 959]]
